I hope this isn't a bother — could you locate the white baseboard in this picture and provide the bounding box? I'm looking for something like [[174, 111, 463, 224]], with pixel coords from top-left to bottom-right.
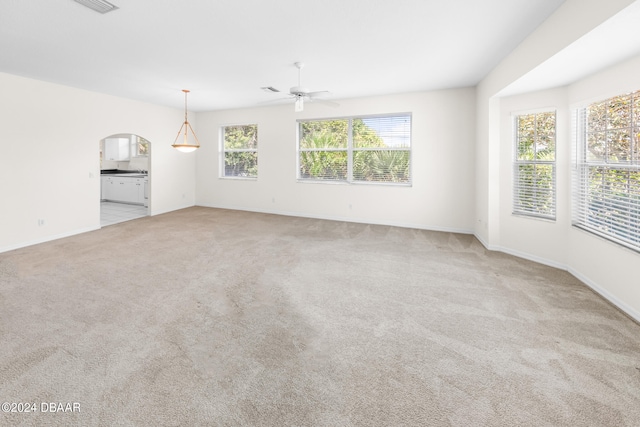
[[489, 244, 567, 271], [568, 267, 640, 324], [196, 203, 475, 235], [5, 209, 637, 324], [473, 233, 491, 251], [0, 226, 100, 254], [473, 233, 640, 324]]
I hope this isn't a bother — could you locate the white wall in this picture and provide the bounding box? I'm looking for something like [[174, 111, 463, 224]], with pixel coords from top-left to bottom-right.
[[498, 88, 570, 268], [566, 56, 640, 319], [475, 0, 636, 246], [473, 0, 640, 321], [492, 55, 640, 320], [195, 89, 476, 233], [0, 72, 196, 252], [2, 0, 637, 319]]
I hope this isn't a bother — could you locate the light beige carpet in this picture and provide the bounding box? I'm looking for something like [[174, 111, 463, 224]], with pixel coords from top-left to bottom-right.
[[1, 207, 639, 426]]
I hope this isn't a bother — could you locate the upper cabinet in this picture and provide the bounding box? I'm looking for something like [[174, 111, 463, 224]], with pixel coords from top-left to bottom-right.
[[103, 135, 149, 161], [104, 137, 131, 161]]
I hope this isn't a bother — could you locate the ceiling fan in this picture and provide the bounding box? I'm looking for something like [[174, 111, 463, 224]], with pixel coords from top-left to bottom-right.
[[262, 62, 338, 112]]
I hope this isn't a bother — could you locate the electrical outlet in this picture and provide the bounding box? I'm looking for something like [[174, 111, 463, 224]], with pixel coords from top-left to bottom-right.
[[38, 219, 45, 226]]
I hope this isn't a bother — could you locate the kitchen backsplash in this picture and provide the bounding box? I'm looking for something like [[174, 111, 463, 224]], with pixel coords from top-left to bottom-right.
[[101, 156, 148, 172]]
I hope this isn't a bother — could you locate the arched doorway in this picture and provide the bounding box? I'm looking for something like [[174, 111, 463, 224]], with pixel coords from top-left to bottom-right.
[[99, 134, 150, 227]]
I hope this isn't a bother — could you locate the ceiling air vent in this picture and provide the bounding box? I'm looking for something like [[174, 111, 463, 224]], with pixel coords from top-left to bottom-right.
[[73, 0, 119, 14], [261, 87, 280, 93]]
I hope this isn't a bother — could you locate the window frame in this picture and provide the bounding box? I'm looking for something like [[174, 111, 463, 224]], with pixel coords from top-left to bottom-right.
[[220, 123, 258, 179], [512, 110, 557, 220], [573, 90, 640, 252], [134, 136, 149, 157], [297, 113, 412, 186]]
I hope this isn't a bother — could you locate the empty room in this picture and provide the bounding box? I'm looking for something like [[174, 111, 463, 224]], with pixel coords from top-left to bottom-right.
[[1, 0, 639, 425]]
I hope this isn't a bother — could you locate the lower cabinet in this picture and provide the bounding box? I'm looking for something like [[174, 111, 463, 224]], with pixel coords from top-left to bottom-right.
[[101, 176, 116, 201], [101, 176, 146, 205]]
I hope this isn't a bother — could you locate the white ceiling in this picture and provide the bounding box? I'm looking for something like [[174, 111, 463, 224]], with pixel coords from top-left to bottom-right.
[[0, 0, 589, 112], [500, 0, 640, 97]]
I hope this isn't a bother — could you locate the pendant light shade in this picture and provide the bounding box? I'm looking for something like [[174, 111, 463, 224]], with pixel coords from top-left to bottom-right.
[[172, 89, 200, 153]]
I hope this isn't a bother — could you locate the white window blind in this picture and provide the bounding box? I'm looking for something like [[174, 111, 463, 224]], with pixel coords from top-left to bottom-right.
[[221, 124, 258, 178], [573, 90, 640, 251], [513, 112, 556, 219], [298, 114, 411, 184]]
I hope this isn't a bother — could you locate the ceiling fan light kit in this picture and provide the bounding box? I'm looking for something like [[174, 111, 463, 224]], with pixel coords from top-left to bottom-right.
[[262, 62, 338, 112]]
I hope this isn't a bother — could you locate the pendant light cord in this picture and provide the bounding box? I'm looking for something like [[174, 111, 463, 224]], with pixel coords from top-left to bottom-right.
[[183, 89, 189, 125]]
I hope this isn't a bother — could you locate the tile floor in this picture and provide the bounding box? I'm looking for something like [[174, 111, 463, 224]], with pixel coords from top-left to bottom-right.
[[100, 202, 148, 227]]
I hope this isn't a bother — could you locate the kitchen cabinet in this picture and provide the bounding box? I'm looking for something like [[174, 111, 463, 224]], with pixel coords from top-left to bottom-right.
[[104, 137, 131, 161], [101, 175, 147, 205], [118, 179, 138, 203], [101, 176, 112, 201]]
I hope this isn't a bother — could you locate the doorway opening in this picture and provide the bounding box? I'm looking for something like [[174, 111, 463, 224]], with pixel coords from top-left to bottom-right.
[[99, 134, 150, 227]]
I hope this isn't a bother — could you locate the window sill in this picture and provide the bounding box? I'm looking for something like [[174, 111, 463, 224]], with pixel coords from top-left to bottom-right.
[[297, 179, 412, 187], [219, 176, 258, 181], [511, 212, 556, 222]]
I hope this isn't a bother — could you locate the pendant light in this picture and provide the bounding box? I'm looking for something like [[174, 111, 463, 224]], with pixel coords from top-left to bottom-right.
[[172, 89, 200, 153]]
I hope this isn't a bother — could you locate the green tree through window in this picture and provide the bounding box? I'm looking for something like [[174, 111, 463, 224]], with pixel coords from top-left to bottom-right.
[[222, 124, 258, 178], [513, 111, 556, 218], [299, 115, 411, 183], [575, 91, 640, 250]]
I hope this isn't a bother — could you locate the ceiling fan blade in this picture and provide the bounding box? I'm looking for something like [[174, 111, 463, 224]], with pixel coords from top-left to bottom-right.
[[259, 63, 334, 111]]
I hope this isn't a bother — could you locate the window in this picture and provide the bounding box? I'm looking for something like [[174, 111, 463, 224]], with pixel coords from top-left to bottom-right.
[[135, 136, 149, 157], [298, 114, 411, 184], [221, 124, 258, 178], [513, 111, 556, 219], [574, 90, 640, 251]]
